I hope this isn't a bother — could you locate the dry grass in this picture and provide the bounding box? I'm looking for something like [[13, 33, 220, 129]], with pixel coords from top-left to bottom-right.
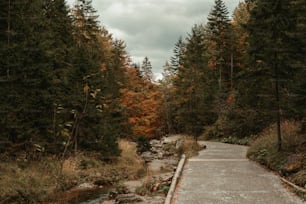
[[179, 136, 204, 158], [247, 121, 304, 162], [247, 120, 306, 191], [117, 139, 145, 179], [0, 158, 78, 203], [0, 139, 146, 203]]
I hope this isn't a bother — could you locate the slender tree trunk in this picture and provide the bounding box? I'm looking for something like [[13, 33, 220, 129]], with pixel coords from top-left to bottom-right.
[[218, 64, 222, 91], [53, 105, 56, 138], [231, 53, 234, 91], [274, 51, 282, 151], [7, 0, 11, 78]]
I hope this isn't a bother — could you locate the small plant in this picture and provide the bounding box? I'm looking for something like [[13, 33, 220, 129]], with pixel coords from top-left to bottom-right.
[[79, 158, 100, 169], [136, 135, 151, 153], [222, 136, 250, 145]]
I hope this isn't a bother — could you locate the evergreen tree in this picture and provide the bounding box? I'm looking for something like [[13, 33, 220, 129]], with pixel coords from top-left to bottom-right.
[[173, 25, 217, 137], [0, 0, 57, 145], [207, 0, 231, 92], [244, 0, 299, 150], [160, 61, 175, 134], [288, 0, 306, 131], [42, 0, 76, 147], [141, 56, 153, 81], [69, 0, 114, 155], [170, 36, 186, 75]]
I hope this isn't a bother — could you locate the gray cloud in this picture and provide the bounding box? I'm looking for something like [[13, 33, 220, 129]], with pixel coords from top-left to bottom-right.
[[67, 0, 240, 77]]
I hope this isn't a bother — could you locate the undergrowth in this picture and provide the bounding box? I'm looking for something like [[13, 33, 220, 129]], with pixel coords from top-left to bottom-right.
[[247, 121, 306, 198], [0, 139, 145, 203]]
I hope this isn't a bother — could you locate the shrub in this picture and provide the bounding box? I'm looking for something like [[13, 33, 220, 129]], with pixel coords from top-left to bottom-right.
[[136, 135, 151, 153], [247, 121, 304, 170]]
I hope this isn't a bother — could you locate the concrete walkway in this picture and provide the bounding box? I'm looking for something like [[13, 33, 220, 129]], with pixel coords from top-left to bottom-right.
[[173, 142, 304, 204]]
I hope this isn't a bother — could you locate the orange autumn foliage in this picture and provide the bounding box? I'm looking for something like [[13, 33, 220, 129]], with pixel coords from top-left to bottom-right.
[[120, 67, 163, 139]]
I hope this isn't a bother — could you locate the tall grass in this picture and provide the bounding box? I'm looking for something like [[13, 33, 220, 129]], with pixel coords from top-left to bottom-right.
[[0, 139, 146, 203], [247, 120, 304, 170]]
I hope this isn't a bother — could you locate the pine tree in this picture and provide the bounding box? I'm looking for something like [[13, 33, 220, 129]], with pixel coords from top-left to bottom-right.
[[207, 0, 231, 92], [170, 36, 186, 74], [288, 0, 306, 132], [173, 25, 217, 137], [141, 56, 153, 81], [42, 0, 76, 147], [0, 0, 56, 145], [245, 0, 299, 150]]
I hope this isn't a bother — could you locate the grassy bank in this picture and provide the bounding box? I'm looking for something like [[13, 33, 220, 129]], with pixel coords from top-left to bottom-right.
[[247, 121, 306, 199], [0, 140, 145, 203]]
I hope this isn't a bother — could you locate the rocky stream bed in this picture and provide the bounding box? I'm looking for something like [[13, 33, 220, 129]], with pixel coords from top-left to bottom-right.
[[71, 135, 185, 204]]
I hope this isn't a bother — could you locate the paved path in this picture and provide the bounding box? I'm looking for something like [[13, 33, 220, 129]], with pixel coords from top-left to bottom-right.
[[173, 142, 304, 204]]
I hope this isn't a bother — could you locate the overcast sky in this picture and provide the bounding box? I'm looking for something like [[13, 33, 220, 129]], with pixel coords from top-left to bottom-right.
[[67, 0, 241, 79]]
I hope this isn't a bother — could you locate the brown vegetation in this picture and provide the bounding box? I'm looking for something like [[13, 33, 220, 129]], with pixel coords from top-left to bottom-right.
[[247, 121, 306, 199], [0, 139, 145, 203]]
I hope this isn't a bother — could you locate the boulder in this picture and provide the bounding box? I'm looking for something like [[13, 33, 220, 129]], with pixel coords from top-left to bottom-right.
[[141, 151, 155, 162], [158, 172, 173, 182]]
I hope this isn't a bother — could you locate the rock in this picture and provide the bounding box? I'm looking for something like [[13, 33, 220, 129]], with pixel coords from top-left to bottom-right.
[[158, 172, 173, 182], [77, 182, 96, 190], [108, 190, 118, 200], [150, 140, 161, 146], [175, 139, 183, 149], [148, 160, 165, 173], [157, 152, 164, 159], [141, 151, 155, 162], [139, 196, 165, 204], [115, 193, 143, 203], [163, 151, 174, 157], [165, 158, 178, 166], [123, 180, 143, 193], [162, 135, 182, 144]]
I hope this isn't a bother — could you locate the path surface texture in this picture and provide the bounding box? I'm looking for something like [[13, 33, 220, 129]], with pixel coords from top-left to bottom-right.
[[173, 142, 304, 204]]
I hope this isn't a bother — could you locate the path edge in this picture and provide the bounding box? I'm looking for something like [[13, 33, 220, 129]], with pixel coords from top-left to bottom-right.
[[164, 154, 186, 204]]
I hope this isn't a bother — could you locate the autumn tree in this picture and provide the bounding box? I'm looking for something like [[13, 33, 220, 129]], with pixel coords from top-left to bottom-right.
[[120, 65, 162, 139]]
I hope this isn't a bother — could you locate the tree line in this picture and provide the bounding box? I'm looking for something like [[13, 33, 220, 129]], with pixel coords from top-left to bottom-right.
[[0, 0, 305, 159], [0, 0, 162, 159], [160, 0, 306, 150]]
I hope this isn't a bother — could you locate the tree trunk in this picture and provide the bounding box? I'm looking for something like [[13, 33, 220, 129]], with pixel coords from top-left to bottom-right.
[[274, 52, 282, 151]]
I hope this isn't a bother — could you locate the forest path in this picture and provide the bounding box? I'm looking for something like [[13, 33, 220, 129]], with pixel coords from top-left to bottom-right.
[[173, 142, 304, 204]]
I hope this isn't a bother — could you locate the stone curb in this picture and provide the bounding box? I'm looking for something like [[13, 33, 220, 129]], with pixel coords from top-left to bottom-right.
[[164, 154, 186, 204], [280, 177, 306, 193]]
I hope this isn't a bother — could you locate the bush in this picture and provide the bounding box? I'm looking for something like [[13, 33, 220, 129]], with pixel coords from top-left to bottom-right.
[[136, 135, 151, 153], [247, 121, 305, 170], [222, 136, 251, 146], [180, 136, 204, 158]]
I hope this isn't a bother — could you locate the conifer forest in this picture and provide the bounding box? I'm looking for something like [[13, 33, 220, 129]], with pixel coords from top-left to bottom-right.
[[0, 0, 305, 202]]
